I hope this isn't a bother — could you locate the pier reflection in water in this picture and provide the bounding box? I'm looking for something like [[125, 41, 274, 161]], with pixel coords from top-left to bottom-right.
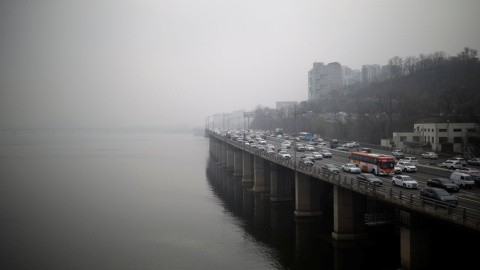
[[206, 157, 400, 270]]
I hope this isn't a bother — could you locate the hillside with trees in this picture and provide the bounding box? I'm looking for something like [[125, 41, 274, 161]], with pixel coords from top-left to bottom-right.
[[250, 47, 480, 144]]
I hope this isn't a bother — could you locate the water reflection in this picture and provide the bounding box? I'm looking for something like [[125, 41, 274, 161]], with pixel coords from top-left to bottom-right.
[[205, 157, 400, 270]]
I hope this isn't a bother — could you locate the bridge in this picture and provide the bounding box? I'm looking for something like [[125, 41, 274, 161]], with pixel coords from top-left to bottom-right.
[[206, 130, 480, 270]]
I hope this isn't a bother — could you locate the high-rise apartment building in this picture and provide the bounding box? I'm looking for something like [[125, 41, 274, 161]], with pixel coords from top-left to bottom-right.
[[342, 66, 362, 86], [308, 62, 342, 100], [361, 64, 381, 84]]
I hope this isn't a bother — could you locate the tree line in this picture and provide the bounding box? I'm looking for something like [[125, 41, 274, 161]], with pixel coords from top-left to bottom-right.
[[250, 47, 480, 144]]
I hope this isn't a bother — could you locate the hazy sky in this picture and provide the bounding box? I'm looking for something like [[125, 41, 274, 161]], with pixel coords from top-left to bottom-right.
[[1, 0, 479, 129]]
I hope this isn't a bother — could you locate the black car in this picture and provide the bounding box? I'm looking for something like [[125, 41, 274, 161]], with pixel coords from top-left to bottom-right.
[[356, 173, 383, 186], [420, 187, 458, 205], [427, 178, 460, 193], [474, 176, 480, 188], [299, 158, 314, 166]]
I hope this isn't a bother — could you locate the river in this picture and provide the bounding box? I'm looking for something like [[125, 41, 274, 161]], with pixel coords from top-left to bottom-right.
[[0, 131, 468, 269]]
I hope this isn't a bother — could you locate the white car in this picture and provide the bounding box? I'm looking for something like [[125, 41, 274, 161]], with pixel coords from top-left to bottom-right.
[[318, 142, 327, 147], [345, 141, 359, 148], [421, 152, 438, 159], [278, 150, 291, 159], [342, 163, 361, 173], [400, 157, 419, 164], [319, 149, 332, 158], [311, 152, 323, 160], [305, 145, 315, 151], [392, 175, 418, 189], [446, 157, 466, 167], [266, 144, 275, 150], [396, 161, 417, 173], [281, 141, 291, 148], [442, 160, 463, 170], [392, 165, 402, 174]]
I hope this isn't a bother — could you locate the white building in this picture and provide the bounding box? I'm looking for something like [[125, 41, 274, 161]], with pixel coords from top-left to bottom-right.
[[341, 66, 362, 86], [308, 62, 342, 100], [392, 122, 479, 154], [361, 64, 381, 84]]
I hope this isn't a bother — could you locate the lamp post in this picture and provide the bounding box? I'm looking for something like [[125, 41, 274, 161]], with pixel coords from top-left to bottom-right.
[[222, 113, 230, 141], [206, 116, 212, 131], [212, 114, 220, 133]]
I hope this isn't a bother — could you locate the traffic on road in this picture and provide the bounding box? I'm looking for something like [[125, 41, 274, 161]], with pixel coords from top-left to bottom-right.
[[215, 128, 480, 212]]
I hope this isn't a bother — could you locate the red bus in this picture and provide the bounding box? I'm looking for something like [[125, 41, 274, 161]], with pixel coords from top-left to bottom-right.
[[349, 152, 396, 176]]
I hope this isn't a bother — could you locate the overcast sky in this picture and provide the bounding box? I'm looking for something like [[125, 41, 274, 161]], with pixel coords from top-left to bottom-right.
[[1, 0, 479, 129]]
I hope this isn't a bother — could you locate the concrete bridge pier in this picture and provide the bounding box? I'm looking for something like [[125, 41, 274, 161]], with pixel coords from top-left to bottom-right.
[[399, 210, 431, 270], [233, 148, 243, 176], [210, 138, 219, 160], [270, 164, 295, 202], [226, 145, 234, 172], [294, 172, 324, 217], [332, 185, 367, 240], [220, 141, 227, 166], [216, 139, 222, 161], [252, 156, 270, 192], [242, 152, 254, 183]]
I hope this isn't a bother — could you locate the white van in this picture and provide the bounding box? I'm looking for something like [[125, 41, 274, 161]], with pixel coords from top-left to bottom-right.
[[450, 172, 475, 189]]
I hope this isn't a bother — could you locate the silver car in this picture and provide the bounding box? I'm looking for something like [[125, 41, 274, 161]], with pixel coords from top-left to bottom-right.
[[322, 164, 340, 174], [319, 149, 332, 158]]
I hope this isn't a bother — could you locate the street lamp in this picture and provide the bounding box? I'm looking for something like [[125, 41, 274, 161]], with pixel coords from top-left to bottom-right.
[[206, 115, 212, 131], [222, 113, 230, 140], [212, 114, 221, 133], [243, 111, 254, 141]]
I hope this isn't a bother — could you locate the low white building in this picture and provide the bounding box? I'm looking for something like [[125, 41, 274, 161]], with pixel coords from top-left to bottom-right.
[[392, 123, 479, 154]]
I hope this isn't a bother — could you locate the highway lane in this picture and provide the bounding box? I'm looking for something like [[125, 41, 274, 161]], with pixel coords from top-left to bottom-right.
[[262, 136, 480, 211]]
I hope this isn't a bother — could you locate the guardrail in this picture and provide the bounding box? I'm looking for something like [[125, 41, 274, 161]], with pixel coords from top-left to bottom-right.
[[208, 131, 480, 231]]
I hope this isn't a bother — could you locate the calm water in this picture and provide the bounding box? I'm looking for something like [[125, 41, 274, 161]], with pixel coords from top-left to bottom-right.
[[0, 131, 402, 269]]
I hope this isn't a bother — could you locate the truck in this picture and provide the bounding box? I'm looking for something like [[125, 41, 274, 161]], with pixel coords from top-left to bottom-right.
[[298, 132, 313, 141], [275, 128, 284, 135], [330, 139, 339, 149]]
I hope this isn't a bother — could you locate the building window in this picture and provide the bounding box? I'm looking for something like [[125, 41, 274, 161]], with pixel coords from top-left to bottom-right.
[[439, 137, 448, 143], [439, 129, 447, 132], [467, 128, 476, 132], [453, 128, 462, 132], [432, 137, 434, 143], [454, 137, 462, 143], [400, 136, 407, 142]]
